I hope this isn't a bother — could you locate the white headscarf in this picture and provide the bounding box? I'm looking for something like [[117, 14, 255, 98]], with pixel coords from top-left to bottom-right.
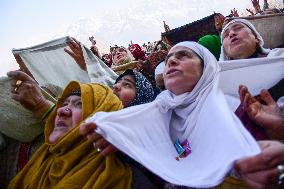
[[87, 41, 260, 187], [220, 19, 270, 61], [159, 41, 220, 141]]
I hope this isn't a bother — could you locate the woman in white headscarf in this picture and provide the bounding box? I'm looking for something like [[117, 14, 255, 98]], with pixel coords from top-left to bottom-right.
[[81, 41, 260, 188], [220, 18, 284, 61]]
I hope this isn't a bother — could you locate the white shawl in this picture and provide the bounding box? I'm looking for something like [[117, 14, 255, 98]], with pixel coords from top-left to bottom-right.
[[12, 36, 118, 88], [219, 50, 284, 111], [87, 42, 260, 187]]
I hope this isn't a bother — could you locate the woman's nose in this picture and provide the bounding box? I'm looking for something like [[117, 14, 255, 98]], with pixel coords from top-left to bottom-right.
[[57, 106, 72, 117], [115, 51, 121, 56], [112, 83, 121, 92], [167, 57, 178, 67], [229, 30, 236, 38]]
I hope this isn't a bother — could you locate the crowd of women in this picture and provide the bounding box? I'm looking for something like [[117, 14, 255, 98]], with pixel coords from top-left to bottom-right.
[[1, 8, 284, 189]]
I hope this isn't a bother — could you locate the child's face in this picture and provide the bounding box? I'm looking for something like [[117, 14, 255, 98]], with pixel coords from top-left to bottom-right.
[[113, 75, 136, 107]]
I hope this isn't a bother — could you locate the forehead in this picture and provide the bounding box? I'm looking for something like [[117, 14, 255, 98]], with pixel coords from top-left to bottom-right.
[[224, 22, 250, 33], [119, 74, 135, 83], [168, 46, 194, 54], [63, 95, 81, 102], [114, 47, 127, 53]]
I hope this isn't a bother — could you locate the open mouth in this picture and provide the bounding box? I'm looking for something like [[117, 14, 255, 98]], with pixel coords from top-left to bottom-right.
[[166, 69, 180, 76], [116, 55, 123, 59], [56, 120, 68, 128], [231, 37, 239, 44]]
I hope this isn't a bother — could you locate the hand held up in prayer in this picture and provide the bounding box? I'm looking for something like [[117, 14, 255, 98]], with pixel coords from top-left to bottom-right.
[[64, 37, 87, 71], [239, 85, 284, 139], [80, 121, 117, 156], [251, 0, 261, 14], [230, 8, 239, 17], [235, 140, 284, 189], [89, 36, 96, 46], [7, 70, 53, 119], [89, 36, 101, 59]]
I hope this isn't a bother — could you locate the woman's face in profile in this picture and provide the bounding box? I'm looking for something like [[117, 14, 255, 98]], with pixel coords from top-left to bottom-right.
[[163, 46, 203, 95], [112, 75, 136, 107], [49, 95, 83, 143]]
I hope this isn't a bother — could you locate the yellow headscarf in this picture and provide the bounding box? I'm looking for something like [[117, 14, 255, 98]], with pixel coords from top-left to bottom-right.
[[8, 81, 132, 189]]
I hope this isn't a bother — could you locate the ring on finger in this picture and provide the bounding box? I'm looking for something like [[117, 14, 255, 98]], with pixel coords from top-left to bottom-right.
[[93, 142, 101, 152], [279, 173, 284, 185], [277, 165, 284, 185], [16, 80, 22, 87], [277, 165, 284, 174]]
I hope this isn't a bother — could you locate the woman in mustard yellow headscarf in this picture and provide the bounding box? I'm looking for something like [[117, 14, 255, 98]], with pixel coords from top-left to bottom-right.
[[8, 81, 132, 189]]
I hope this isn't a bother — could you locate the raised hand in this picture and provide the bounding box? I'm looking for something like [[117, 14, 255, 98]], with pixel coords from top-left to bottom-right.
[[88, 36, 102, 58], [64, 37, 87, 71], [231, 8, 239, 17], [251, 0, 261, 14], [7, 70, 52, 119], [239, 85, 284, 139], [89, 36, 96, 46]]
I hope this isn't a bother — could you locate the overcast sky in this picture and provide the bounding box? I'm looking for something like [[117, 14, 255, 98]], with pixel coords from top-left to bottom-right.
[[0, 0, 281, 76]]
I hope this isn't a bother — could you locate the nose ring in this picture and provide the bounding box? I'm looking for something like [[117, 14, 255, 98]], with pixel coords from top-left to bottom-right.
[[65, 108, 71, 112]]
